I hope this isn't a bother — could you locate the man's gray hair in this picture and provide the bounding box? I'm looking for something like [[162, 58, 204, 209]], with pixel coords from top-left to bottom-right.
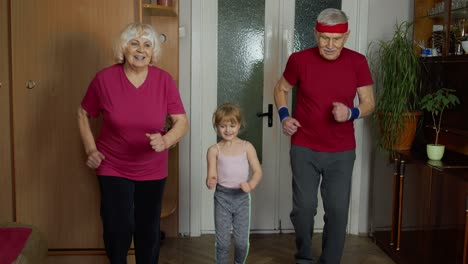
[[317, 8, 348, 26]]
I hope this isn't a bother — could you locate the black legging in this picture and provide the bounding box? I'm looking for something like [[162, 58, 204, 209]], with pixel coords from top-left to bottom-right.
[[98, 175, 166, 264]]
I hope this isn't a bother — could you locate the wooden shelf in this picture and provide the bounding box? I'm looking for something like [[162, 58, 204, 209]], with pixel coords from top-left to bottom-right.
[[452, 6, 468, 20], [143, 4, 177, 17], [417, 4, 468, 19], [420, 54, 468, 63]]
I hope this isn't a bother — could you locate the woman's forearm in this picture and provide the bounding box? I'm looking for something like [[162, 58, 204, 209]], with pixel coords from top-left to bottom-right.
[[163, 114, 189, 148], [77, 107, 97, 155]]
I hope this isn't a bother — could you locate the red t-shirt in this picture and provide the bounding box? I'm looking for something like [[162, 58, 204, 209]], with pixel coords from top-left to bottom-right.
[[81, 64, 185, 180], [283, 47, 373, 152]]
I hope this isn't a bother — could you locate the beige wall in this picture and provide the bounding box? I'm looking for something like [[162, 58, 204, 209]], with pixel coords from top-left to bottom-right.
[[367, 0, 413, 231]]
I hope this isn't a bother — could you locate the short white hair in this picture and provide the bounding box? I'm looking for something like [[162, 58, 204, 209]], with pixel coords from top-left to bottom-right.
[[317, 8, 348, 26], [113, 23, 161, 65]]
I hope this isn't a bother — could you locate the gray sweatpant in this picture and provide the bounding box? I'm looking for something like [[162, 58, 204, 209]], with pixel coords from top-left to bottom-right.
[[214, 184, 251, 264], [290, 145, 355, 264]]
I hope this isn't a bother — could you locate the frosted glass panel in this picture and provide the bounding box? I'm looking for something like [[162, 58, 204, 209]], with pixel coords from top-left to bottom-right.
[[292, 0, 342, 108], [218, 0, 265, 160], [216, 0, 341, 161], [294, 0, 342, 51]]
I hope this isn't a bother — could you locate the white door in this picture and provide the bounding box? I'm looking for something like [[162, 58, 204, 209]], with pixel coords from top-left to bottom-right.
[[195, 0, 349, 233]]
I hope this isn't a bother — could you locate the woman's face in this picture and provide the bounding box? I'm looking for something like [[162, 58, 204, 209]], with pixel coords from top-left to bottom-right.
[[124, 37, 153, 69]]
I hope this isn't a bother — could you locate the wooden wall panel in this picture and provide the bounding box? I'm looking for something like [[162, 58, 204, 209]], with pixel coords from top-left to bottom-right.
[[142, 1, 180, 238], [150, 13, 179, 80], [161, 146, 179, 237], [10, 0, 135, 248], [153, 13, 180, 238], [8, 0, 180, 251], [0, 0, 14, 223]]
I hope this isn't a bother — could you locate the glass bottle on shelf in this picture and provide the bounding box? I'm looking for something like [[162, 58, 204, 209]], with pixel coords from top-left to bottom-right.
[[432, 24, 445, 55], [449, 3, 467, 55]]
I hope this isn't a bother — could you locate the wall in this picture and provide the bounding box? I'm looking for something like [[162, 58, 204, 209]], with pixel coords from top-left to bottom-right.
[[368, 0, 414, 41], [366, 0, 413, 233]]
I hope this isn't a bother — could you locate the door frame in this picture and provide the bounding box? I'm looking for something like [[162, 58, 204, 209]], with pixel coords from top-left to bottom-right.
[[180, 0, 370, 236]]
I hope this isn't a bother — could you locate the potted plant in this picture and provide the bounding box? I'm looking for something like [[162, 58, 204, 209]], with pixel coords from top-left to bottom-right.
[[420, 88, 460, 160], [368, 21, 422, 150]]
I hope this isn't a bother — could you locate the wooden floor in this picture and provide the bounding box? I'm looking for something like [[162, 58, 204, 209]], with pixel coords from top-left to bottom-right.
[[48, 233, 395, 264]]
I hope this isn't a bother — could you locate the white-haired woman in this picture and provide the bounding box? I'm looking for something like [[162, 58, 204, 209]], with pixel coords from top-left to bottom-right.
[[78, 22, 188, 264]]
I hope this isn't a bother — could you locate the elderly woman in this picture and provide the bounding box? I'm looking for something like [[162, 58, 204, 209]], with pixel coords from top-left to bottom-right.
[[77, 22, 188, 264]]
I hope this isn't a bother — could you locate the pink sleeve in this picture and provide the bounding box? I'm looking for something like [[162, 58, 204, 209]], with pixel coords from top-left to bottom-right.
[[166, 78, 186, 115], [81, 77, 101, 117]]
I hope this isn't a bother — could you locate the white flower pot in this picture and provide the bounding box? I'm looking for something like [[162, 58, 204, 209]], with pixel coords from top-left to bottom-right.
[[426, 144, 445, 161]]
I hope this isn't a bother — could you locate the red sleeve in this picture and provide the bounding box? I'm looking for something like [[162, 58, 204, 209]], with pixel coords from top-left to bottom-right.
[[80, 76, 101, 118], [356, 55, 374, 87], [282, 52, 299, 86]]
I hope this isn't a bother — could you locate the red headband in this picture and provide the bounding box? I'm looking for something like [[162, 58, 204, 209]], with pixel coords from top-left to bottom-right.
[[315, 21, 348, 33]]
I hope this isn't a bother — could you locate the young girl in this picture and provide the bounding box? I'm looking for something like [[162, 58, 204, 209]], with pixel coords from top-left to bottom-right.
[[206, 103, 263, 264]]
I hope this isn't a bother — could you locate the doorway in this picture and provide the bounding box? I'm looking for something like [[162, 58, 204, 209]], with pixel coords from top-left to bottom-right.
[[187, 0, 369, 235], [199, 0, 343, 233]]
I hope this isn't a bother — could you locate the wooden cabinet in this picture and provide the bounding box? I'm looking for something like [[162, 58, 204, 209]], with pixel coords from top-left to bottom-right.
[[10, 0, 136, 249], [372, 2, 468, 262], [371, 150, 468, 264], [138, 0, 180, 238], [414, 0, 468, 56], [1, 0, 181, 257], [139, 0, 178, 17], [139, 0, 179, 81], [0, 0, 13, 224], [413, 0, 468, 155]]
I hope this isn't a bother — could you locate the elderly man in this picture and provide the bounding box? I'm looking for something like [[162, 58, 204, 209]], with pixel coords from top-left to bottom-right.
[[273, 8, 375, 264]]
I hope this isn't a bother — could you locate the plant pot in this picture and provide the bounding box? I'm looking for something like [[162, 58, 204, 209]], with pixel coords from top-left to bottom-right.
[[426, 144, 445, 160], [378, 112, 422, 150]]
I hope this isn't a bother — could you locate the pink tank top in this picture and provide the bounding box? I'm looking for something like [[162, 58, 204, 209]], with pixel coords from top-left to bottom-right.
[[216, 141, 249, 189]]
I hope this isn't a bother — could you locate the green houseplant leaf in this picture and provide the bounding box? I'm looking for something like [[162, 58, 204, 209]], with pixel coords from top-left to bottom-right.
[[368, 21, 422, 150], [420, 88, 460, 145]]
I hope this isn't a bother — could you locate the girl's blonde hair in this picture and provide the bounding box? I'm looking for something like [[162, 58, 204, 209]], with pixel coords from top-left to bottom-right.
[[113, 22, 161, 65], [212, 103, 245, 130]]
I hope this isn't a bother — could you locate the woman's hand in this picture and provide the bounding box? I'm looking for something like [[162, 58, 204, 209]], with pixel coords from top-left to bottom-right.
[[86, 149, 105, 169], [146, 133, 167, 152]]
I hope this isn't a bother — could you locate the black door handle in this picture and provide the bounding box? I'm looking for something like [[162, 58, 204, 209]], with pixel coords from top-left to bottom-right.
[[256, 104, 273, 127]]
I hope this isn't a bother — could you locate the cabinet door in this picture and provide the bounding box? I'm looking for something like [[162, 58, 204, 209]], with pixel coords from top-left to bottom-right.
[[414, 0, 468, 56], [399, 164, 432, 262], [140, 0, 180, 237], [11, 0, 134, 248]]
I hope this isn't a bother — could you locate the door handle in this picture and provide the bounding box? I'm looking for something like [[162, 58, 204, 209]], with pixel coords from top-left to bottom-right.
[[257, 104, 273, 127]]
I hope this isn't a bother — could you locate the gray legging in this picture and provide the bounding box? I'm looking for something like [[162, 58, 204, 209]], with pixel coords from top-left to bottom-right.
[[214, 184, 251, 264], [290, 145, 355, 264]]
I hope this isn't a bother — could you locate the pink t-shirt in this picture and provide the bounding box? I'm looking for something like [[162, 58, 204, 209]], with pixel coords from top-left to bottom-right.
[[283, 47, 373, 152], [81, 64, 185, 181]]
